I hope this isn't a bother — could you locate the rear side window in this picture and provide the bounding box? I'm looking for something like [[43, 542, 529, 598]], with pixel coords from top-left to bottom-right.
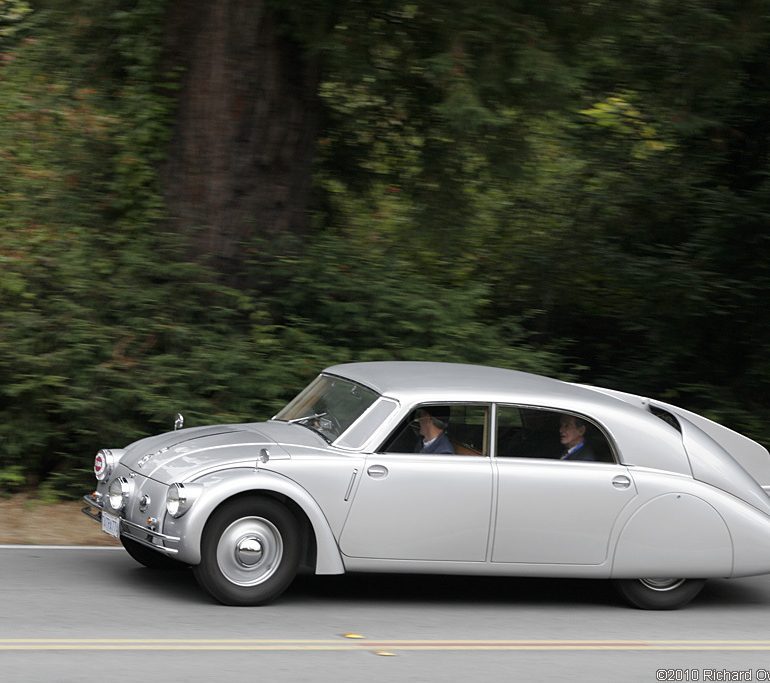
[[495, 405, 615, 463]]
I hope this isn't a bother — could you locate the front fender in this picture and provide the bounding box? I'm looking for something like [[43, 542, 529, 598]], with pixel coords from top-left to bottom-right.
[[164, 468, 345, 574]]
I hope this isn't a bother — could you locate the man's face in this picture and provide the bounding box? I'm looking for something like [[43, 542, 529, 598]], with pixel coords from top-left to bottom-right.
[[559, 415, 585, 449], [416, 409, 433, 439]]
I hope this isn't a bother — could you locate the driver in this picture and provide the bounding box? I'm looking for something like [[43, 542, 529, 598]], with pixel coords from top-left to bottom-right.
[[416, 406, 454, 454]]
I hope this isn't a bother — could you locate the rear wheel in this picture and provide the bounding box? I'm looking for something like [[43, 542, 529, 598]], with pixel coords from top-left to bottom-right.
[[193, 497, 300, 606], [120, 535, 182, 570], [613, 578, 706, 610]]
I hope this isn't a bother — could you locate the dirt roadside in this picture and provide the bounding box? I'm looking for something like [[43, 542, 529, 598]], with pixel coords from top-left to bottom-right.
[[0, 494, 120, 546]]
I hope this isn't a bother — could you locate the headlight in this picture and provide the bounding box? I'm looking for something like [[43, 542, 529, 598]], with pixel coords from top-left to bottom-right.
[[108, 477, 132, 510], [165, 483, 201, 518], [94, 449, 116, 481]]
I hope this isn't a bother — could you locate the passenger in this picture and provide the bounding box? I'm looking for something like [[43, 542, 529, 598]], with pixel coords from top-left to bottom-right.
[[559, 414, 596, 461], [416, 406, 455, 454]]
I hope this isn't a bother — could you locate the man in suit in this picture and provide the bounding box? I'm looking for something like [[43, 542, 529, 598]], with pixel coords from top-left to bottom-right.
[[416, 406, 455, 454], [559, 414, 596, 461]]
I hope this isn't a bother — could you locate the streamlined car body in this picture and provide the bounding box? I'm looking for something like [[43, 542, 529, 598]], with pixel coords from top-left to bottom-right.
[[82, 361, 770, 609]]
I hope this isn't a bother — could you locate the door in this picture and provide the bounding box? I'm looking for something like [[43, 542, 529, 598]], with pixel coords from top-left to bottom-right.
[[492, 402, 637, 565], [339, 452, 494, 561], [492, 458, 637, 564]]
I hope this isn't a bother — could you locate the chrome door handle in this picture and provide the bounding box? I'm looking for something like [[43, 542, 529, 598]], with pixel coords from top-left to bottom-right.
[[367, 465, 388, 479], [612, 475, 632, 489]]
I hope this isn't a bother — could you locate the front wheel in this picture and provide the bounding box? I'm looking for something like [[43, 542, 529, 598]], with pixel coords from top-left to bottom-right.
[[613, 578, 706, 610], [193, 497, 300, 606]]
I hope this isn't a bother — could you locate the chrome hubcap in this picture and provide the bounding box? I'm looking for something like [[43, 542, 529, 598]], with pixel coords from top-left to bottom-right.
[[639, 578, 686, 592], [216, 517, 283, 586], [236, 538, 264, 566]]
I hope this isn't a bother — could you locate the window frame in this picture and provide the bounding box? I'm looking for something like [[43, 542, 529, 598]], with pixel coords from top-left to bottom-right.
[[377, 402, 492, 457], [491, 403, 619, 464]]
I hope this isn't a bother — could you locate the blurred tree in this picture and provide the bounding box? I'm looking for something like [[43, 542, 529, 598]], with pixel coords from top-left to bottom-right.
[[162, 0, 323, 271]]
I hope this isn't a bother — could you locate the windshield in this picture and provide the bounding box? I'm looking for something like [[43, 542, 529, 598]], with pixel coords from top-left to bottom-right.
[[273, 374, 380, 442]]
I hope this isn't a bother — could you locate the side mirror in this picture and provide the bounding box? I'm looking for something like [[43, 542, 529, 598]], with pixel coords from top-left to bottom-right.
[[174, 413, 184, 431]]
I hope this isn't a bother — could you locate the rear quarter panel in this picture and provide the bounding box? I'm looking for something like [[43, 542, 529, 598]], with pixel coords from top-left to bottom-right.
[[612, 468, 770, 578]]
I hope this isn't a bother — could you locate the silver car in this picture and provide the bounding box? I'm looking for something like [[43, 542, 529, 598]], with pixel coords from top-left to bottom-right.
[[82, 361, 770, 609]]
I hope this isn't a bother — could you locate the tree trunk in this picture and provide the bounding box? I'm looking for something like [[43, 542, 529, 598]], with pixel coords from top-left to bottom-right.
[[162, 0, 320, 272]]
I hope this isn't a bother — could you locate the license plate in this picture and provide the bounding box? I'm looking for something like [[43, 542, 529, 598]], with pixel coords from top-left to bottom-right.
[[101, 511, 120, 538]]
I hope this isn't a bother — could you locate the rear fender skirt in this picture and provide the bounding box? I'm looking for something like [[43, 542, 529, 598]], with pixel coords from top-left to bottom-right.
[[612, 493, 732, 578]]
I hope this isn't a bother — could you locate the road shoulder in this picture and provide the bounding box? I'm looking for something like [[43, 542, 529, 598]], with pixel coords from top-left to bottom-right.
[[0, 494, 119, 546]]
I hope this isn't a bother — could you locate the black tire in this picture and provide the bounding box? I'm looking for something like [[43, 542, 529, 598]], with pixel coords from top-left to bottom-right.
[[121, 535, 182, 570], [192, 496, 300, 606], [613, 578, 706, 610]]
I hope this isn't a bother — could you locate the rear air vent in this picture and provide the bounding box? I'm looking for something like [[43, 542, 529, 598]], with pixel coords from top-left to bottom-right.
[[649, 405, 681, 433]]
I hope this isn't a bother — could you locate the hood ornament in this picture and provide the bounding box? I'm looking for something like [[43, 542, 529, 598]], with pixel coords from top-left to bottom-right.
[[174, 413, 184, 431]]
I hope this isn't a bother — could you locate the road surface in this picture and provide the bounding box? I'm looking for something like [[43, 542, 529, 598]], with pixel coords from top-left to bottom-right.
[[2, 546, 769, 682]]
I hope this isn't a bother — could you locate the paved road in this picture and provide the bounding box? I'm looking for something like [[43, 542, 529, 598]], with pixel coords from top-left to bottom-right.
[[2, 546, 770, 682]]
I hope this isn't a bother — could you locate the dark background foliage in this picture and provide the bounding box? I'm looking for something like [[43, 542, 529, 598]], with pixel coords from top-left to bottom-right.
[[1, 0, 769, 496]]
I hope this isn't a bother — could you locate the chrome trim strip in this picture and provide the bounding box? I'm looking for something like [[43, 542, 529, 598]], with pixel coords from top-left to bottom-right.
[[344, 469, 358, 501], [120, 517, 181, 543], [122, 533, 180, 556]]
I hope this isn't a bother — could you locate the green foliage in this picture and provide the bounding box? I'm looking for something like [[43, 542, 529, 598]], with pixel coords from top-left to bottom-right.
[[315, 0, 770, 446], [0, 0, 181, 492], [3, 0, 770, 498], [0, 465, 25, 493], [0, 0, 32, 44]]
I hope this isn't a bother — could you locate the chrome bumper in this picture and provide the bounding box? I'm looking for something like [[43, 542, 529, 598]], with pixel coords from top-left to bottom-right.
[[81, 494, 181, 555]]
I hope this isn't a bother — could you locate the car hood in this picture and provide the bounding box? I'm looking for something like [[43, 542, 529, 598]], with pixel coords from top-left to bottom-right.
[[119, 421, 325, 483]]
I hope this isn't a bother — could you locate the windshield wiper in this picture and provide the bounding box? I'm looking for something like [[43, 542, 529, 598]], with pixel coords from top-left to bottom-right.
[[285, 413, 332, 444], [286, 412, 327, 424]]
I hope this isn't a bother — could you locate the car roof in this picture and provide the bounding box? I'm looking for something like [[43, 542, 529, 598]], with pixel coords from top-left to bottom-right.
[[323, 361, 623, 409], [324, 361, 701, 477]]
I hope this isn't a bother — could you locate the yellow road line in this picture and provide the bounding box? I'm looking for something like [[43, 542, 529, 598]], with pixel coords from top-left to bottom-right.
[[0, 639, 342, 643], [2, 639, 770, 651]]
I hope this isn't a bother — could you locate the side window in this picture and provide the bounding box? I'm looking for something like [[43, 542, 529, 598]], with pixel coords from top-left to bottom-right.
[[496, 406, 561, 459], [380, 404, 489, 456], [495, 405, 615, 463]]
